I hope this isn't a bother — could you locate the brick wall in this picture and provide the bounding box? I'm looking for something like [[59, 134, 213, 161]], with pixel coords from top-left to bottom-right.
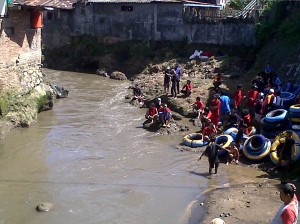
[[0, 8, 42, 92]]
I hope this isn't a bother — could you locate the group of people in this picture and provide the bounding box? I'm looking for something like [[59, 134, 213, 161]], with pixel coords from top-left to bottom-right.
[[194, 63, 299, 169], [164, 64, 193, 98], [144, 63, 299, 223], [144, 98, 172, 128]]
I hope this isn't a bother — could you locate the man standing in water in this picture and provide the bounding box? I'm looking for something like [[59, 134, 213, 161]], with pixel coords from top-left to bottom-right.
[[198, 135, 222, 175], [271, 183, 298, 224]]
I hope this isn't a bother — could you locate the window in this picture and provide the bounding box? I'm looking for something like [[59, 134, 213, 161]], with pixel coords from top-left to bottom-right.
[[121, 6, 133, 11]]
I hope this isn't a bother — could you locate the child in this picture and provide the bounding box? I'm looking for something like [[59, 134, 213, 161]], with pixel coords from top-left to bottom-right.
[[145, 103, 158, 123], [192, 96, 204, 118], [202, 123, 217, 142], [234, 84, 243, 113], [200, 107, 212, 130], [213, 73, 222, 89], [225, 142, 239, 165], [181, 80, 193, 97], [158, 103, 172, 128]]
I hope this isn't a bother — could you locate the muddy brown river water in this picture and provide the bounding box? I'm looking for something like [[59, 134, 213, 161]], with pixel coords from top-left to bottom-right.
[[0, 69, 270, 224]]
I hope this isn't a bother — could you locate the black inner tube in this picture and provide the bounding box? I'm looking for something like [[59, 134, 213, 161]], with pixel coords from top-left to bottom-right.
[[190, 134, 202, 141], [270, 110, 284, 117], [251, 136, 264, 149]]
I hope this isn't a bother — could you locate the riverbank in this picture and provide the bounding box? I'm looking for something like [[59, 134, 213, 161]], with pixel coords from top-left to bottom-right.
[[129, 57, 300, 223]]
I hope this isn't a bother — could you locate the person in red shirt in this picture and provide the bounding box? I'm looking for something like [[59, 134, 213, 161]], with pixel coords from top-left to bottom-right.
[[246, 84, 259, 118], [145, 103, 158, 123], [271, 183, 298, 224], [241, 109, 252, 127], [202, 123, 217, 142], [200, 107, 212, 130], [192, 96, 204, 117], [210, 94, 221, 127], [234, 84, 243, 113], [181, 80, 193, 97]]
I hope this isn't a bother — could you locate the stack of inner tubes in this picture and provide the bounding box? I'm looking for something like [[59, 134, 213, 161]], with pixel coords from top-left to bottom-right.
[[270, 131, 300, 166], [289, 104, 300, 137], [215, 134, 233, 157], [260, 109, 289, 138], [182, 133, 209, 148], [243, 135, 271, 162]]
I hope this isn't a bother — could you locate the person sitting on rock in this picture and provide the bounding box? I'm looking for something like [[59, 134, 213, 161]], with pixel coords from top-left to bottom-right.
[[181, 80, 193, 97], [213, 73, 222, 90], [192, 96, 204, 118], [200, 107, 212, 130], [155, 97, 162, 109], [202, 122, 217, 142], [130, 84, 145, 104], [225, 142, 239, 165], [158, 103, 172, 128], [145, 103, 158, 123]]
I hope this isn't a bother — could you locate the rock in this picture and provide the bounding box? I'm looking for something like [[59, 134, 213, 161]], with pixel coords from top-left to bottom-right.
[[96, 69, 109, 77], [110, 71, 127, 80], [200, 202, 204, 206], [212, 218, 225, 224], [172, 112, 182, 120], [36, 202, 53, 212], [143, 120, 161, 131]]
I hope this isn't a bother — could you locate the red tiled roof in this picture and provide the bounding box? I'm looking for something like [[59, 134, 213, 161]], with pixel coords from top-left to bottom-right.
[[12, 0, 80, 9]]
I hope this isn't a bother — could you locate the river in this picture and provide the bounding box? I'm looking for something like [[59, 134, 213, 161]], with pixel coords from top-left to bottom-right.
[[0, 69, 267, 224]]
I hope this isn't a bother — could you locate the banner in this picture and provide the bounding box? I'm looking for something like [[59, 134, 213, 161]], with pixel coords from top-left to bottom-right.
[[0, 0, 7, 17]]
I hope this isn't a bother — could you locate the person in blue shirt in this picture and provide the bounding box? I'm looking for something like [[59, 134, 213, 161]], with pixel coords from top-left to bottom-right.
[[219, 91, 231, 125], [175, 63, 182, 94]]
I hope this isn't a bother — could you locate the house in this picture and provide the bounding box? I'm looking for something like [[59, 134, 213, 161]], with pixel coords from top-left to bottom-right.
[[0, 0, 74, 93]]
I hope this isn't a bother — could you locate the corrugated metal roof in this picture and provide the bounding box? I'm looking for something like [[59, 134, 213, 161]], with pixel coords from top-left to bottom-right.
[[87, 0, 182, 3], [12, 0, 80, 9]]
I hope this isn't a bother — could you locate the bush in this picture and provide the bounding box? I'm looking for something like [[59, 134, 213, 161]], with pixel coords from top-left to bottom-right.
[[0, 96, 9, 118]]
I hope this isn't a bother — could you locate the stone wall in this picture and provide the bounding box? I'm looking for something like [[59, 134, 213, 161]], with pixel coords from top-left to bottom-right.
[[41, 3, 256, 49]]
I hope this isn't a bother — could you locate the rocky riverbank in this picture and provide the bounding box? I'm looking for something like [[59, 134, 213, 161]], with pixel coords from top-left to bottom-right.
[[125, 57, 300, 223], [0, 64, 67, 139]]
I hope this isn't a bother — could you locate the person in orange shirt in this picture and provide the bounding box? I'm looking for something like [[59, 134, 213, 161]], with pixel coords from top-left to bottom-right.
[[181, 80, 193, 97], [264, 88, 275, 114], [210, 94, 221, 127], [234, 84, 243, 113]]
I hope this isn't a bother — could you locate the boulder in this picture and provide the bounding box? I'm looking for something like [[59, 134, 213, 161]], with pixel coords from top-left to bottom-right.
[[172, 112, 182, 120], [110, 71, 127, 80], [36, 202, 53, 212], [96, 69, 109, 77]]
